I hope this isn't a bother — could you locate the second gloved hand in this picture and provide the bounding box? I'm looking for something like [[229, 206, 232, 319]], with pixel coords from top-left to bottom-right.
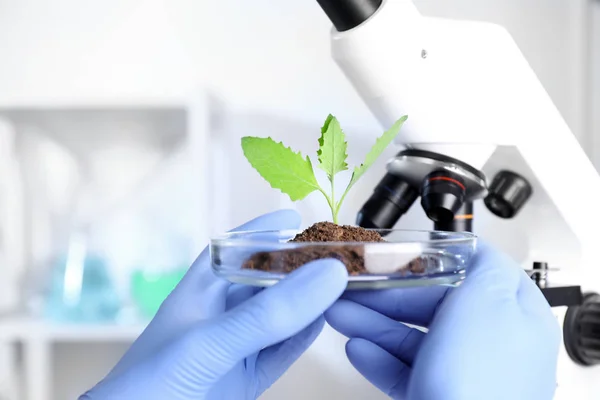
[[80, 210, 348, 400], [325, 242, 561, 400]]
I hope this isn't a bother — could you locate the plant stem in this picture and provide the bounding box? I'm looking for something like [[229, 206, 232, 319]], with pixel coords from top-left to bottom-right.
[[330, 176, 337, 224], [317, 187, 336, 223], [334, 183, 353, 220]]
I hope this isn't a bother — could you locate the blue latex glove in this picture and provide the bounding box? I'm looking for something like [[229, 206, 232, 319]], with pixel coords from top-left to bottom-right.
[[80, 210, 348, 400], [325, 242, 560, 400]]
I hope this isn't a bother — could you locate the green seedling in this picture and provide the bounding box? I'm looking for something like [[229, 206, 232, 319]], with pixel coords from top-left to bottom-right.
[[241, 114, 408, 224]]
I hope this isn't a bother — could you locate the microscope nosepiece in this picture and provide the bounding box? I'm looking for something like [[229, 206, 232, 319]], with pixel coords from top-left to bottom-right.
[[356, 173, 419, 230]]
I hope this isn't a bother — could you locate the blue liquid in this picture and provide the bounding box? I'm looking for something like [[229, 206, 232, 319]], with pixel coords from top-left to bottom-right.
[[44, 255, 121, 323]]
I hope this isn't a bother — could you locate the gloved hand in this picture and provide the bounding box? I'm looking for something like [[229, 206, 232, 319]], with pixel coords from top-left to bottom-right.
[[80, 210, 348, 400], [325, 242, 560, 400]]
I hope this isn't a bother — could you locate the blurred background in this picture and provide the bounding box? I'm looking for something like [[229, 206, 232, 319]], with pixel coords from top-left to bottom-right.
[[0, 0, 598, 399]]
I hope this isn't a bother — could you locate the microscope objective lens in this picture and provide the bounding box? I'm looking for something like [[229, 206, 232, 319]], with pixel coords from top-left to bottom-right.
[[420, 171, 467, 224], [356, 173, 419, 230]]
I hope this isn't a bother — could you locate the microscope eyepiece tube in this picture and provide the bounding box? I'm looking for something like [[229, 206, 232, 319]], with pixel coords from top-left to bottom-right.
[[356, 172, 419, 230]]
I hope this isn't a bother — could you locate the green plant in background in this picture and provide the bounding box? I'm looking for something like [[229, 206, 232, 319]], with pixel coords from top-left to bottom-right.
[[241, 114, 408, 223]]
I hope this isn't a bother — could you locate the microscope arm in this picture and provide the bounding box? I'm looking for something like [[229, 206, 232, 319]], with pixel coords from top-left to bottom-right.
[[316, 0, 598, 308], [317, 0, 600, 264]]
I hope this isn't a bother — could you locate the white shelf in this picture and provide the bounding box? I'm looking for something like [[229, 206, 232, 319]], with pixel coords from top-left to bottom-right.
[[0, 95, 191, 110], [0, 317, 146, 342], [0, 317, 148, 400], [0, 91, 213, 400]]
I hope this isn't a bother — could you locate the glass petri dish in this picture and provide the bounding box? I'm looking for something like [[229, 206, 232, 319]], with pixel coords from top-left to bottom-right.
[[210, 229, 477, 290]]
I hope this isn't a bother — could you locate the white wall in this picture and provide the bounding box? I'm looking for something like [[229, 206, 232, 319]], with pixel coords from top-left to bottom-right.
[[592, 3, 600, 161], [0, 0, 590, 140]]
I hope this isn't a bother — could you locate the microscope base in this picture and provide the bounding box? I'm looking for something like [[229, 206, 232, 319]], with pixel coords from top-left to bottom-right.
[[540, 286, 582, 308]]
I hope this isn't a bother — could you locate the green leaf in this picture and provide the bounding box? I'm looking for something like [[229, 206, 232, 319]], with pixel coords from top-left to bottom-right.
[[316, 114, 348, 182], [347, 115, 408, 191], [241, 136, 322, 201]]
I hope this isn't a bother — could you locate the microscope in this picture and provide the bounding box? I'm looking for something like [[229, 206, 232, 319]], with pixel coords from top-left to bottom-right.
[[317, 0, 600, 368]]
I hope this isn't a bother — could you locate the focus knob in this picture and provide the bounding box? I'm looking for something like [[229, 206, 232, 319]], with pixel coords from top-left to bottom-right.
[[484, 170, 532, 219], [564, 292, 600, 366]]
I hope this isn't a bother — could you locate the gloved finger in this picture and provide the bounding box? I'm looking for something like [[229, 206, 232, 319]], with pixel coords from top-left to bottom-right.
[[109, 209, 301, 377], [462, 240, 522, 297], [325, 300, 423, 365], [346, 338, 410, 399], [180, 259, 348, 386], [341, 285, 450, 327], [255, 316, 326, 397], [225, 284, 261, 311], [467, 240, 519, 276], [155, 209, 301, 322], [516, 270, 555, 318], [173, 208, 301, 312]]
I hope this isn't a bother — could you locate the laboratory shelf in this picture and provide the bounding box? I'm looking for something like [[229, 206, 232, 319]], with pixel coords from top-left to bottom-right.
[[0, 90, 215, 400], [0, 90, 198, 110], [0, 316, 148, 400], [0, 316, 147, 342]]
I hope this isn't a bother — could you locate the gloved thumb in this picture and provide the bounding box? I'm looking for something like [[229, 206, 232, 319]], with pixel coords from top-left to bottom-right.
[[463, 240, 522, 295], [177, 259, 348, 388]]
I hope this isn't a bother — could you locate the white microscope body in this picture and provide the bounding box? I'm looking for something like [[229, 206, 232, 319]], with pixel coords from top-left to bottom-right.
[[316, 0, 600, 397]]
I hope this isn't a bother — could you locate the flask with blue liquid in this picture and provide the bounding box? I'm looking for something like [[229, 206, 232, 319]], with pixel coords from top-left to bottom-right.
[[44, 230, 120, 323]]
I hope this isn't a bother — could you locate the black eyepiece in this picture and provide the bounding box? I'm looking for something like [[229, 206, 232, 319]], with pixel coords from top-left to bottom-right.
[[317, 0, 382, 32], [356, 173, 419, 230], [420, 171, 466, 223]]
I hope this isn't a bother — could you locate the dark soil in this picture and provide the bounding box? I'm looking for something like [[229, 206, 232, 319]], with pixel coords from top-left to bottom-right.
[[289, 221, 385, 243], [242, 221, 429, 276]]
